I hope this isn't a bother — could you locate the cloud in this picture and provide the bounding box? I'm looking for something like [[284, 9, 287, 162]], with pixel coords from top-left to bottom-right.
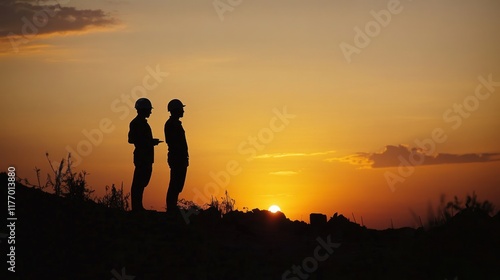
[[269, 171, 299, 176], [0, 0, 118, 53], [254, 150, 336, 159], [330, 145, 500, 168], [257, 193, 294, 198], [327, 153, 373, 169]]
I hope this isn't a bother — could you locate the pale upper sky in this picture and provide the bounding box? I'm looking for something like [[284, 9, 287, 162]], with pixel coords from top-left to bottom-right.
[[1, 0, 499, 229]]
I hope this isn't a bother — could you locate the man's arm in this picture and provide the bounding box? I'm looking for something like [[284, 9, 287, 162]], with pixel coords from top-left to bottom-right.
[[129, 121, 158, 147], [128, 122, 136, 144]]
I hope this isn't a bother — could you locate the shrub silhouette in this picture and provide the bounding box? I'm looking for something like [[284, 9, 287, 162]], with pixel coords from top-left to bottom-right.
[[96, 183, 130, 211], [45, 152, 66, 196], [178, 198, 203, 212], [427, 192, 496, 228], [208, 190, 236, 216], [24, 152, 132, 209], [44, 153, 94, 201]]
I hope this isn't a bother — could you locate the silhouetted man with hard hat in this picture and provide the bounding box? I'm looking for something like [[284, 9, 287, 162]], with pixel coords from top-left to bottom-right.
[[128, 98, 162, 212], [164, 99, 188, 213]]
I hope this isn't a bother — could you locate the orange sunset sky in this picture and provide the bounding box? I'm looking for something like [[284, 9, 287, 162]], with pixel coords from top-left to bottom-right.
[[1, 0, 499, 229]]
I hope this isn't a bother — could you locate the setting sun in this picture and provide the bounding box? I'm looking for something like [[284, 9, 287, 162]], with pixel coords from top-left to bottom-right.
[[269, 205, 281, 213]]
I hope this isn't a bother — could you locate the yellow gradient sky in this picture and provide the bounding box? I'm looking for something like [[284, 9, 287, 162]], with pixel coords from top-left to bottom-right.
[[1, 0, 499, 229]]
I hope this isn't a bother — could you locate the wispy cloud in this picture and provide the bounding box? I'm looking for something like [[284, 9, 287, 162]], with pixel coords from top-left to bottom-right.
[[269, 170, 299, 176], [254, 150, 336, 159], [0, 0, 119, 53], [257, 193, 294, 198], [330, 145, 500, 168], [327, 153, 373, 169]]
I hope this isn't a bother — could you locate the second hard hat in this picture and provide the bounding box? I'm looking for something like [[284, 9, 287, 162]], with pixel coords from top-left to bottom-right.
[[167, 99, 185, 112]]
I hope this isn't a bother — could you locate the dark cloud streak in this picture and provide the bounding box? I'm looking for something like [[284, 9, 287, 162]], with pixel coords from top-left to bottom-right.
[[334, 145, 500, 168], [0, 0, 117, 39]]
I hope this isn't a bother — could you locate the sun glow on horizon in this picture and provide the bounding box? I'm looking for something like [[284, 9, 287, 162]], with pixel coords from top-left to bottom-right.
[[269, 205, 281, 213]]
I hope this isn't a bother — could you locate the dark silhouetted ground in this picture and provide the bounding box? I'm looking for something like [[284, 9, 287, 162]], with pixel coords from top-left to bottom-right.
[[3, 174, 500, 279]]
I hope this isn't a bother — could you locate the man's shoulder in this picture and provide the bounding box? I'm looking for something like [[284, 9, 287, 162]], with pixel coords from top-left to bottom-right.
[[165, 118, 181, 127], [131, 116, 147, 126]]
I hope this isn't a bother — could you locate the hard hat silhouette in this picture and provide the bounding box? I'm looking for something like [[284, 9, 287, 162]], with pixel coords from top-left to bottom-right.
[[167, 99, 185, 112], [135, 98, 153, 109]]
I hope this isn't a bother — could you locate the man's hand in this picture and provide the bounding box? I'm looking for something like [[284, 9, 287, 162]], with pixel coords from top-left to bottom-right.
[[153, 138, 163, 146]]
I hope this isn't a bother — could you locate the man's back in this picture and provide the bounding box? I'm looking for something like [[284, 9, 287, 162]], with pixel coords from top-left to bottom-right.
[[164, 117, 188, 166], [129, 116, 154, 165]]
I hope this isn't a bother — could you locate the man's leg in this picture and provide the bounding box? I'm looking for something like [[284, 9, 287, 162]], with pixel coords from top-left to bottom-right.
[[131, 164, 153, 211], [166, 165, 187, 212]]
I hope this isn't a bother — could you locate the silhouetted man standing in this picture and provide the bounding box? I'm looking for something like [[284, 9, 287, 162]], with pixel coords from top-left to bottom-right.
[[164, 99, 188, 213], [128, 98, 161, 212]]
